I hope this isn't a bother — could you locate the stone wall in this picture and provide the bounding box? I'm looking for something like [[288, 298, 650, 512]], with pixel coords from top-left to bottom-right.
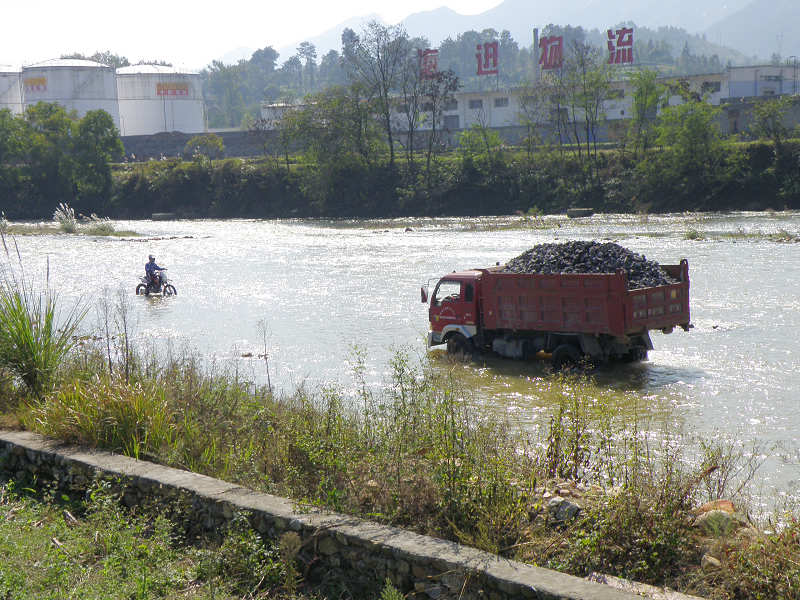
[[0, 430, 641, 600]]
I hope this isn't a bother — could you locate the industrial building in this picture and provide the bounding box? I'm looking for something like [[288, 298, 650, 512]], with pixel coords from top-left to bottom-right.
[[116, 65, 205, 136], [262, 64, 800, 142], [21, 59, 120, 127], [1, 58, 206, 138], [0, 65, 22, 114]]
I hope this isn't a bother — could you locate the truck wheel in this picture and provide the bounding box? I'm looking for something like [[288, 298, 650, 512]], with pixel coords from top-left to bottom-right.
[[552, 344, 582, 371], [446, 333, 474, 361], [622, 347, 648, 363]]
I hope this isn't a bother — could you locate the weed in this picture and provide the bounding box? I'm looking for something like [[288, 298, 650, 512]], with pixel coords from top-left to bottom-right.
[[52, 202, 78, 233]]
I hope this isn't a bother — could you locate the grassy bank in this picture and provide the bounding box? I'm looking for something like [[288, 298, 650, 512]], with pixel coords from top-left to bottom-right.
[[1, 279, 799, 598], [0, 478, 331, 599]]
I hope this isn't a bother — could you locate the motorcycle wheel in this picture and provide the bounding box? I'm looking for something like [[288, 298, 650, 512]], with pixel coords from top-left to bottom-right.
[[164, 285, 177, 296], [136, 284, 146, 295]]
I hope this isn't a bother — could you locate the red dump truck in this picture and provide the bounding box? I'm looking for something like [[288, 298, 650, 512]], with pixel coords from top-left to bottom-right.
[[421, 260, 690, 368]]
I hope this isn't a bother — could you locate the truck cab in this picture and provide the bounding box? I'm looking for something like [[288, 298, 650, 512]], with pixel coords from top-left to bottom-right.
[[425, 271, 481, 353]]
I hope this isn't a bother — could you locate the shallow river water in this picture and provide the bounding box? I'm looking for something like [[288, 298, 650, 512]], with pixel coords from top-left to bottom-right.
[[7, 211, 800, 507]]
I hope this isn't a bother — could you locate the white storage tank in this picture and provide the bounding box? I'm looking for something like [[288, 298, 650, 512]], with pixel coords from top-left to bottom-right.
[[116, 65, 205, 136], [21, 59, 119, 126], [0, 65, 23, 115]]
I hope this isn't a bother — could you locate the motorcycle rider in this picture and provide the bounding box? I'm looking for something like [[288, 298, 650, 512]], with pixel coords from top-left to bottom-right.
[[145, 255, 165, 289]]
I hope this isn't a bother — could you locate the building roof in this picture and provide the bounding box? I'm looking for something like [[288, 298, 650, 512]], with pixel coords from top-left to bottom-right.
[[116, 65, 198, 75], [24, 58, 110, 69], [0, 64, 21, 73]]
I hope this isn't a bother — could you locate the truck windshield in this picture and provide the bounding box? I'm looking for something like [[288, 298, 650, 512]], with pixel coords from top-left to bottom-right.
[[433, 280, 461, 306]]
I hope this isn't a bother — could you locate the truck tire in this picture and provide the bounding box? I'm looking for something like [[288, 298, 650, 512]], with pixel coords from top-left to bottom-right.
[[552, 344, 582, 371], [446, 333, 474, 360], [622, 347, 648, 363]]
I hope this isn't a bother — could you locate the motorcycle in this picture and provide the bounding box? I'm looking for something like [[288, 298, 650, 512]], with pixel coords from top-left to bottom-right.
[[136, 269, 177, 296]]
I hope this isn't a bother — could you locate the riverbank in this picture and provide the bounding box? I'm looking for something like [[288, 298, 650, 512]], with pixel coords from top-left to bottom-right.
[[1, 313, 798, 598], [3, 139, 799, 221]]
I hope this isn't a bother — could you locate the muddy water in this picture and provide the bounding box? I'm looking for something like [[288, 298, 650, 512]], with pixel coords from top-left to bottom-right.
[[7, 211, 800, 506]]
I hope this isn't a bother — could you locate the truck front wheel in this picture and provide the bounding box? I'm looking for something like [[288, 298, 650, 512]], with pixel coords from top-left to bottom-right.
[[551, 344, 582, 371], [446, 333, 474, 360]]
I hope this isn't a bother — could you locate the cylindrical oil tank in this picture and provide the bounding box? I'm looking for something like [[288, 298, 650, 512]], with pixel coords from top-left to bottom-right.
[[0, 65, 23, 115], [116, 65, 205, 136], [21, 59, 119, 127]]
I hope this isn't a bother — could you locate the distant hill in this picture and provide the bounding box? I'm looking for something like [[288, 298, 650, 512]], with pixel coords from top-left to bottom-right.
[[705, 0, 800, 61], [226, 0, 768, 66], [276, 14, 380, 62]]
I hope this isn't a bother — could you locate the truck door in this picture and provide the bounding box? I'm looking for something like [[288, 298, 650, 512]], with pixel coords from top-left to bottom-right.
[[430, 279, 476, 332]]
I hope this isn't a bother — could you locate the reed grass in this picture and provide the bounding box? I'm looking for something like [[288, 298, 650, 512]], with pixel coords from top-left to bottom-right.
[[0, 280, 86, 398]]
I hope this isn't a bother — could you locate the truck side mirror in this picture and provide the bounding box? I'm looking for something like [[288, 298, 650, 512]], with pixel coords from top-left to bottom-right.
[[420, 286, 428, 304]]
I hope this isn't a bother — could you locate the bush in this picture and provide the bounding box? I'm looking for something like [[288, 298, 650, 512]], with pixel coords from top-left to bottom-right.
[[0, 281, 86, 397]]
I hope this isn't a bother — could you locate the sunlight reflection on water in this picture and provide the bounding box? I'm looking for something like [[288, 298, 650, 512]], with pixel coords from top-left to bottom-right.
[[5, 211, 800, 510]]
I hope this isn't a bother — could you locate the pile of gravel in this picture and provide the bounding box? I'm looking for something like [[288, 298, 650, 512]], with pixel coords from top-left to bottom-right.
[[503, 241, 677, 289]]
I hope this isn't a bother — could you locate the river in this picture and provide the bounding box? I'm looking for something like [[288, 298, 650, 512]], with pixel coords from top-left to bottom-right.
[[6, 211, 800, 510]]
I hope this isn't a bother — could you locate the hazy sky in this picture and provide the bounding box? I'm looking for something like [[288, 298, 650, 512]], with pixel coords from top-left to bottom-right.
[[3, 0, 501, 70]]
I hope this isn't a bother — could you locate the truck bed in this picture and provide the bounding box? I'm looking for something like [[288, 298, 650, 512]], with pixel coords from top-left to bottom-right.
[[479, 260, 690, 337]]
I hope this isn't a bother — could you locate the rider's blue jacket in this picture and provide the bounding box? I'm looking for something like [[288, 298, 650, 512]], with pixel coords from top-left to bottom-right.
[[145, 261, 164, 277]]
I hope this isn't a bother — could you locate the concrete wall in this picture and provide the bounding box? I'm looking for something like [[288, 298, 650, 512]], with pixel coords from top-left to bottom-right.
[[0, 430, 642, 600], [121, 130, 268, 160]]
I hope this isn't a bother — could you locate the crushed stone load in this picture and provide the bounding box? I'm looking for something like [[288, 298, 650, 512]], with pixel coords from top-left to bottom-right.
[[503, 240, 677, 289]]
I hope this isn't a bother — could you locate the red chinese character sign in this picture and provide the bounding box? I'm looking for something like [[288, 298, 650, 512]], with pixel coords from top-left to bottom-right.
[[607, 27, 634, 64], [476, 41, 499, 76], [418, 49, 439, 79], [538, 36, 563, 70]]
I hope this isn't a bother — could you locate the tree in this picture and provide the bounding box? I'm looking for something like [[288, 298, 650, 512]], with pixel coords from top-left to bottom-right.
[[628, 69, 666, 159], [397, 45, 426, 171], [319, 50, 346, 88], [74, 109, 124, 211], [24, 102, 79, 209], [282, 84, 382, 166], [183, 133, 225, 161], [205, 61, 246, 128], [421, 69, 460, 182], [297, 42, 318, 93], [344, 21, 410, 167], [61, 50, 130, 68], [750, 96, 794, 155], [564, 40, 613, 161]]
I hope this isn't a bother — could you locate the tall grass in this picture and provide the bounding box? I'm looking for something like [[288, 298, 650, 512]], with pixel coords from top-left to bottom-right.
[[0, 262, 86, 397], [52, 201, 78, 233]]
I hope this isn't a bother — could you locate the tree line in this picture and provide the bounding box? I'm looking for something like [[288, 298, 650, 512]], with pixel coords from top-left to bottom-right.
[[202, 21, 745, 129], [0, 104, 123, 219]]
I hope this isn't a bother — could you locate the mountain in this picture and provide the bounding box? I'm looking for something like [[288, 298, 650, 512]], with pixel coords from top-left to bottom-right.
[[275, 14, 380, 62], [705, 0, 800, 61], [227, 0, 770, 66]]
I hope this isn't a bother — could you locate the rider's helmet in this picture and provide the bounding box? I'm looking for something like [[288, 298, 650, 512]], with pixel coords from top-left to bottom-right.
[[148, 255, 155, 261]]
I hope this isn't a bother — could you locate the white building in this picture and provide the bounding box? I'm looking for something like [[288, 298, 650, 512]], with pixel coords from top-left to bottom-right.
[[21, 59, 120, 127], [727, 64, 800, 98], [116, 65, 205, 136], [0, 65, 22, 115]]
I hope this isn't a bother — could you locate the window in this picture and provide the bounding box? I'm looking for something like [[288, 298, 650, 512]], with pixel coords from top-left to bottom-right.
[[607, 88, 624, 99], [443, 114, 460, 130], [422, 102, 434, 112], [701, 81, 721, 93], [494, 97, 509, 108], [468, 99, 483, 109], [433, 280, 462, 306], [464, 284, 474, 302], [443, 99, 458, 111]]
